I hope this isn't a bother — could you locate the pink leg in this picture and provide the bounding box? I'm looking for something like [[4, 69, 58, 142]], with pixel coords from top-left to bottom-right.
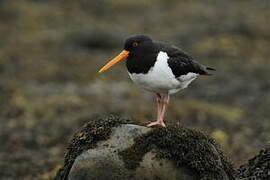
[[159, 94, 170, 125], [147, 93, 170, 127], [156, 93, 162, 120]]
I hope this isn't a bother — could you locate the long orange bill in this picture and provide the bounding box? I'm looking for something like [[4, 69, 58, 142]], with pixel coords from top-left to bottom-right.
[[98, 50, 130, 73]]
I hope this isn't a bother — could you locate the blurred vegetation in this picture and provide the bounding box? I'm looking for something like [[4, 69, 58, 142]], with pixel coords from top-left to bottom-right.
[[0, 0, 270, 179]]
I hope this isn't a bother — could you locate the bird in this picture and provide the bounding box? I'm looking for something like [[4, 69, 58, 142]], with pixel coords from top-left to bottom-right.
[[98, 34, 215, 127]]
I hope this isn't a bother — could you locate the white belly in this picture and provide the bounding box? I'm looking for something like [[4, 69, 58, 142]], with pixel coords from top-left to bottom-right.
[[128, 51, 198, 94]]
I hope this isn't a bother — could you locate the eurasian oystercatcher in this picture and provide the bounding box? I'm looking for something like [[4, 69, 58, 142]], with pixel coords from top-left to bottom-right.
[[99, 34, 215, 127]]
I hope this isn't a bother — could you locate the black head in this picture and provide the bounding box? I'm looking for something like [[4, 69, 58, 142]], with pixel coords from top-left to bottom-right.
[[98, 34, 155, 73], [124, 34, 154, 54]]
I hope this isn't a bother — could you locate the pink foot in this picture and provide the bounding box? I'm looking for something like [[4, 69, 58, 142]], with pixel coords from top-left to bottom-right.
[[147, 121, 166, 127]]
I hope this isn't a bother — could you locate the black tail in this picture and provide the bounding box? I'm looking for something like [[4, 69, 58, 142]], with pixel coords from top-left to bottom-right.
[[206, 67, 216, 71], [201, 67, 216, 76]]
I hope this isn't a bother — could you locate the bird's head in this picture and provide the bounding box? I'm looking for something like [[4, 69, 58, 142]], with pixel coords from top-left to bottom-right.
[[98, 34, 153, 73], [124, 34, 153, 53]]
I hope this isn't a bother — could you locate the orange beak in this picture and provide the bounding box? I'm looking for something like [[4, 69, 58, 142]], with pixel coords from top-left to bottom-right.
[[98, 50, 129, 73]]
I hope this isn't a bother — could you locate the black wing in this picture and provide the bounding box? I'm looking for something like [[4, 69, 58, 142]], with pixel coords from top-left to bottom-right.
[[155, 41, 215, 78]]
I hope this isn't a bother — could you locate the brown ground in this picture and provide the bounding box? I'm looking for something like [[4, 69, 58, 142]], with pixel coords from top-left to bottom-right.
[[0, 0, 270, 179]]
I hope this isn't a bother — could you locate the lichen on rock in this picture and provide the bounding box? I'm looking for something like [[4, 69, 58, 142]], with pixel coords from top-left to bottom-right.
[[119, 125, 236, 180], [238, 145, 270, 179]]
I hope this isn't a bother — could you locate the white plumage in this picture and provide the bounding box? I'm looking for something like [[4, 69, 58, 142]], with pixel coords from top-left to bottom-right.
[[128, 51, 198, 94]]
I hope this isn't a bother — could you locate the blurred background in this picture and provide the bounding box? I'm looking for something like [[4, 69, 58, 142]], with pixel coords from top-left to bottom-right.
[[0, 0, 270, 179]]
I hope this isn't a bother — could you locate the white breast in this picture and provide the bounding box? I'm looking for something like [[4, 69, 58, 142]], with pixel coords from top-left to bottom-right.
[[128, 51, 198, 94]]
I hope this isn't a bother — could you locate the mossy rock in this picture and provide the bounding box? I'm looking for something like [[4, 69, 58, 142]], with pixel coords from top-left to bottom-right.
[[238, 145, 270, 179], [55, 115, 236, 180]]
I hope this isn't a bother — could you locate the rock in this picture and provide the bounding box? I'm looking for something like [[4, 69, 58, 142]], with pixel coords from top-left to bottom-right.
[[55, 115, 236, 180], [68, 124, 195, 180], [237, 145, 270, 179]]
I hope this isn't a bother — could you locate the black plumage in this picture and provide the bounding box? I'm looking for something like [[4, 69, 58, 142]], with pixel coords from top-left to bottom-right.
[[125, 35, 215, 77], [155, 42, 215, 77]]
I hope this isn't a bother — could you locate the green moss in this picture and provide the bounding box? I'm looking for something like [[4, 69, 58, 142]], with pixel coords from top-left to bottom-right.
[[55, 115, 129, 180], [119, 125, 236, 180]]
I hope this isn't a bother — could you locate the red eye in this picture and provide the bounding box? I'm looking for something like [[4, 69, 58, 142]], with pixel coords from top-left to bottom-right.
[[132, 42, 139, 47]]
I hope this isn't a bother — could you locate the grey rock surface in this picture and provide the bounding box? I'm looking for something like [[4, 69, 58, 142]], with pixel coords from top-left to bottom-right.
[[68, 124, 213, 180]]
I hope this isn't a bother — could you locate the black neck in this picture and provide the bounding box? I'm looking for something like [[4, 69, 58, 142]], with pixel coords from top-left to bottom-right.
[[126, 46, 158, 74]]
